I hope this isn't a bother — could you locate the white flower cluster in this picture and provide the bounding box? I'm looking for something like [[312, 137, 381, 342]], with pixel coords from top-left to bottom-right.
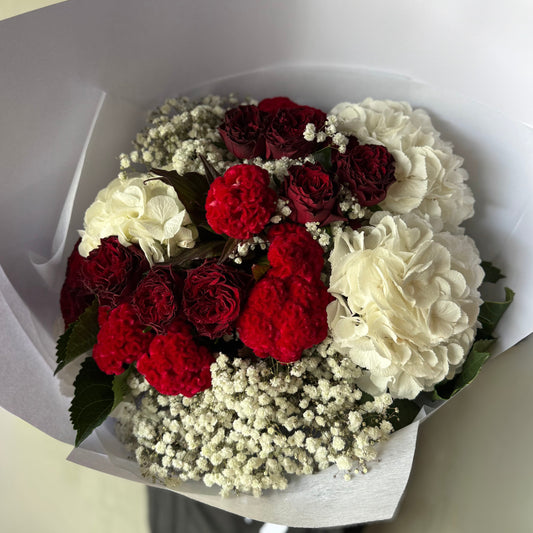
[[119, 95, 243, 177], [116, 341, 393, 496], [327, 212, 484, 399], [330, 99, 474, 232], [78, 175, 198, 264]]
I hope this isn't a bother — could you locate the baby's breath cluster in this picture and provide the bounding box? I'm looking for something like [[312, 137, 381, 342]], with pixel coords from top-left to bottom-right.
[[119, 95, 245, 177], [116, 340, 393, 497]]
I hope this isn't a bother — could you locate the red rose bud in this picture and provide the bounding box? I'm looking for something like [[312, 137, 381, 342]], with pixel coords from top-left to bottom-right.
[[218, 105, 268, 159], [237, 272, 332, 364], [81, 236, 149, 307], [265, 105, 327, 160], [257, 96, 300, 113], [137, 319, 214, 397], [182, 261, 251, 339], [132, 266, 183, 333], [333, 138, 396, 206], [60, 239, 94, 326], [205, 164, 277, 240], [92, 304, 153, 375], [283, 163, 344, 226]]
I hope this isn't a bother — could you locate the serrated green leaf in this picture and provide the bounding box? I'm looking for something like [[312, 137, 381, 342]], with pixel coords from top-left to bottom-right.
[[389, 399, 421, 431], [478, 287, 514, 339], [70, 359, 133, 446], [433, 339, 495, 401], [149, 168, 210, 225], [55, 300, 99, 375], [70, 358, 115, 446], [481, 261, 505, 283]]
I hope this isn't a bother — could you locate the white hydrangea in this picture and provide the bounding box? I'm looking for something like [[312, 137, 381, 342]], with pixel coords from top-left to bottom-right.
[[330, 99, 474, 232], [327, 212, 484, 399], [78, 175, 197, 264]]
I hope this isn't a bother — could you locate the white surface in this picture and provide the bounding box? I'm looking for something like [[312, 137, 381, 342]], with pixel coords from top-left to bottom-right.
[[0, 0, 532, 528]]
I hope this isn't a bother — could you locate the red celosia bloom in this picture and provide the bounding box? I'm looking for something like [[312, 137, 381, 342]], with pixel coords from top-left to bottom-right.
[[137, 319, 214, 397], [92, 304, 153, 375], [237, 271, 333, 363], [205, 164, 277, 239], [257, 97, 300, 114], [267, 223, 324, 282]]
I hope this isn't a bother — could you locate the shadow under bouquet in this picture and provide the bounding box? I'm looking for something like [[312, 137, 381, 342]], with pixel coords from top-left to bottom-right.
[[57, 94, 512, 497]]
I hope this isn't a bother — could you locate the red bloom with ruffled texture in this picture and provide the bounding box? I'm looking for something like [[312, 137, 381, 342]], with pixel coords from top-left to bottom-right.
[[60, 239, 94, 327], [92, 304, 153, 375], [237, 271, 332, 363], [267, 223, 324, 282], [137, 319, 214, 396], [131, 266, 183, 334], [82, 236, 149, 307], [205, 164, 277, 239], [257, 97, 300, 114]]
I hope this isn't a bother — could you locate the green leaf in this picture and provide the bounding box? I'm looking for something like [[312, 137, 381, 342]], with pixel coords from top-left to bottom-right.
[[217, 237, 239, 265], [164, 240, 226, 267], [149, 168, 210, 225], [389, 399, 421, 431], [478, 287, 515, 339], [198, 154, 219, 185], [55, 300, 99, 375], [433, 339, 495, 401], [313, 146, 333, 172], [70, 359, 133, 446], [481, 261, 505, 283]]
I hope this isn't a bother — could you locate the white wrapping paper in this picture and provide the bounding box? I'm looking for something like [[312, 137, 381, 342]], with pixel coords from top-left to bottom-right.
[[1, 0, 532, 528]]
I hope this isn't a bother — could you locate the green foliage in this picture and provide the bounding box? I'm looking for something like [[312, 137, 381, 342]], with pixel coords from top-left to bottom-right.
[[388, 399, 421, 431], [478, 287, 515, 339], [481, 261, 505, 283], [55, 300, 99, 375], [70, 359, 132, 447]]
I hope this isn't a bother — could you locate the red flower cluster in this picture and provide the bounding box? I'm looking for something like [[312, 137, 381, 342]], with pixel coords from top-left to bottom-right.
[[333, 138, 396, 206], [206, 164, 277, 239], [137, 320, 214, 397], [237, 223, 333, 363], [219, 97, 326, 160], [183, 261, 251, 339], [93, 304, 153, 375]]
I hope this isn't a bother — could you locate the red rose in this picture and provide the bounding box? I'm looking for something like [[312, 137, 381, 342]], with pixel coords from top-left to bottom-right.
[[82, 236, 149, 307], [132, 266, 183, 333], [265, 105, 327, 159], [60, 240, 94, 326], [182, 261, 251, 339], [257, 97, 300, 113], [237, 272, 332, 363], [267, 223, 324, 282], [92, 304, 153, 375], [218, 105, 268, 159], [205, 164, 277, 239], [333, 138, 396, 206], [283, 163, 344, 226], [137, 319, 214, 396]]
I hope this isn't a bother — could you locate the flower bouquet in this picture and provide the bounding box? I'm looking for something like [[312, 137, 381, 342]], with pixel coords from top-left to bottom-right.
[[55, 91, 515, 510]]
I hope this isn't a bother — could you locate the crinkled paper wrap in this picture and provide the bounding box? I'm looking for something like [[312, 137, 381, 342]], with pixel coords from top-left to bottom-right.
[[1, 0, 532, 528]]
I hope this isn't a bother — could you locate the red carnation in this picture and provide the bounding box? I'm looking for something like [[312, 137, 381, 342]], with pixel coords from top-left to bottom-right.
[[60, 240, 94, 327], [182, 261, 251, 339], [218, 105, 268, 159], [137, 319, 214, 396], [333, 138, 396, 206], [267, 223, 324, 282], [132, 266, 183, 333], [82, 236, 149, 307], [257, 97, 300, 114], [282, 163, 344, 226], [265, 105, 327, 160], [92, 304, 153, 375], [237, 272, 332, 363], [205, 164, 277, 239]]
